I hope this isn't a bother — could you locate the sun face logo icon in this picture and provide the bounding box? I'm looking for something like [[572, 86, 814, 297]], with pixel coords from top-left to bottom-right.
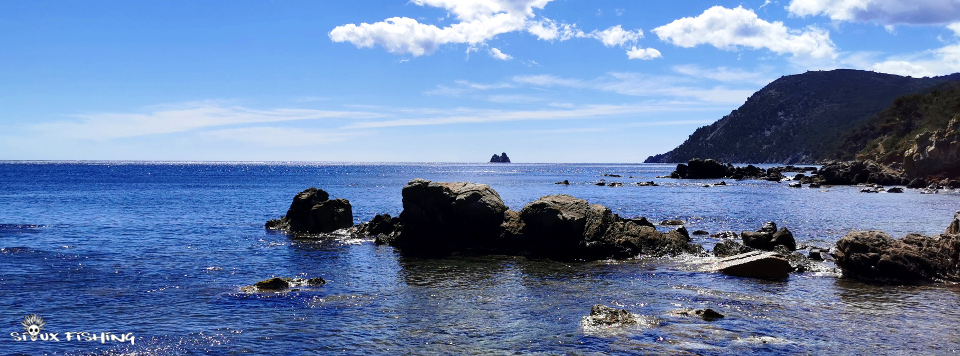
[[21, 314, 45, 341]]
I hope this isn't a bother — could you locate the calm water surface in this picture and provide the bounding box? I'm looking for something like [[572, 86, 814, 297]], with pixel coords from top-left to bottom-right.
[[1, 162, 959, 355]]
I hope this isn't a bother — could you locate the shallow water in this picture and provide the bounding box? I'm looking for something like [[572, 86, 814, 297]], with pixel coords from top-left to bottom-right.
[[1, 162, 958, 355]]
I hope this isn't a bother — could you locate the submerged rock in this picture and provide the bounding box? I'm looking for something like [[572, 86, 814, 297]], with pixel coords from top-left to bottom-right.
[[672, 308, 725, 321], [244, 276, 327, 292], [266, 188, 353, 234], [660, 219, 685, 226], [582, 304, 637, 327]]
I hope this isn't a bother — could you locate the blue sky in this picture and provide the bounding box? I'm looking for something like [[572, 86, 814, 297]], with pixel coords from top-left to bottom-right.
[[2, 0, 960, 162]]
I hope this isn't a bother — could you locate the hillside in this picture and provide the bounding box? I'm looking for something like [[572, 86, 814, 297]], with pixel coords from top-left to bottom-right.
[[829, 82, 960, 167], [645, 69, 960, 164]]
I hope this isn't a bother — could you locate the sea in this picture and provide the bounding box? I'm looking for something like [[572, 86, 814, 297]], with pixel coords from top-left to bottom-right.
[[1, 161, 959, 355]]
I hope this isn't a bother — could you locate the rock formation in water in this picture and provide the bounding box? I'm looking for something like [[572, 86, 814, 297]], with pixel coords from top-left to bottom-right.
[[363, 179, 703, 260], [489, 152, 511, 163], [645, 69, 960, 164], [265, 188, 353, 234], [834, 212, 960, 284]]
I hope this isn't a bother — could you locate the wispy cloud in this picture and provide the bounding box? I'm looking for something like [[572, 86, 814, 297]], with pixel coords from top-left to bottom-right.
[[511, 72, 757, 103], [30, 104, 384, 140], [200, 127, 361, 147]]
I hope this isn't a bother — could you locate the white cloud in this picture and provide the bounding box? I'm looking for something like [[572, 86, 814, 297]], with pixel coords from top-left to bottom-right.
[[867, 40, 960, 77], [787, 0, 960, 25], [489, 47, 513, 60], [626, 47, 662, 60], [591, 25, 643, 47], [653, 6, 837, 59], [949, 22, 960, 35], [201, 127, 358, 147], [871, 60, 937, 77], [512, 72, 758, 104], [31, 104, 382, 140], [331, 0, 648, 57]]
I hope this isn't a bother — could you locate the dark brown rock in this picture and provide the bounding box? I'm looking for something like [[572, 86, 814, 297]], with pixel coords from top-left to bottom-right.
[[266, 188, 353, 234], [712, 251, 792, 279], [835, 227, 960, 284]]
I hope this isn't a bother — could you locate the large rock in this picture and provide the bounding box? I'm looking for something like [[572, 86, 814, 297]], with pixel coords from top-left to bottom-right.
[[518, 194, 702, 259], [353, 213, 403, 244], [671, 159, 731, 179], [835, 229, 960, 284], [713, 239, 755, 258], [815, 161, 905, 186], [712, 251, 792, 279], [740, 222, 796, 251], [265, 188, 353, 234], [392, 179, 511, 254]]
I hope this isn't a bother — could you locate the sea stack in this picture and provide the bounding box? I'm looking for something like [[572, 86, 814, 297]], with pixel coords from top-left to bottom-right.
[[490, 152, 511, 163]]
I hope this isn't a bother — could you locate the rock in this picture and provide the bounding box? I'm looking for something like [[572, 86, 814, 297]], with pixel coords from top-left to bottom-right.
[[518, 194, 703, 259], [582, 304, 637, 327], [809, 183, 822, 188], [671, 159, 731, 179], [636, 181, 659, 187], [660, 219, 685, 226], [713, 239, 755, 258], [816, 161, 905, 186], [713, 231, 739, 240], [630, 217, 655, 228], [741, 223, 796, 251], [692, 230, 710, 235], [887, 187, 904, 193], [715, 181, 727, 186], [353, 213, 402, 244], [903, 118, 960, 178], [835, 228, 960, 284], [672, 308, 725, 321], [594, 180, 606, 186], [947, 211, 960, 235], [712, 251, 792, 279], [555, 180, 570, 185], [607, 182, 624, 187], [907, 178, 927, 189], [603, 174, 622, 177], [489, 152, 511, 163], [393, 179, 510, 254], [788, 182, 802, 188], [266, 188, 353, 234], [247, 276, 327, 292]]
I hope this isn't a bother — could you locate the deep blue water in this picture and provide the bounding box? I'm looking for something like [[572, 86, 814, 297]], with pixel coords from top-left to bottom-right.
[[1, 162, 959, 355]]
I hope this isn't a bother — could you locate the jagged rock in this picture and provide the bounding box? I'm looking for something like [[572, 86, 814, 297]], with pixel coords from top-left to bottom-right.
[[392, 179, 510, 254], [741, 223, 796, 251], [712, 251, 792, 279], [815, 161, 905, 186], [265, 188, 353, 234], [713, 239, 755, 258], [671, 159, 731, 179], [582, 304, 637, 327], [630, 217, 655, 228], [947, 211, 960, 235], [835, 226, 960, 284], [904, 117, 960, 178], [660, 219, 684, 226], [353, 213, 403, 244], [672, 308, 724, 321], [489, 152, 511, 163], [713, 231, 739, 239]]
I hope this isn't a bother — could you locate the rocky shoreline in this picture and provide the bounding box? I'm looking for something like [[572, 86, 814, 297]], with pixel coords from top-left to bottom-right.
[[265, 179, 960, 285]]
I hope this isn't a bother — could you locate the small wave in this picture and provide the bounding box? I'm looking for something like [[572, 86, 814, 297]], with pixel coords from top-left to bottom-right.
[[0, 246, 35, 254]]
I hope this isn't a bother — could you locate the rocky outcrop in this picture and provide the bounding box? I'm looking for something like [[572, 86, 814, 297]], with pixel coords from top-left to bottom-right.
[[904, 117, 960, 178], [490, 152, 512, 163], [265, 188, 353, 234], [582, 304, 637, 327], [671, 159, 730, 179], [815, 161, 905, 186], [517, 194, 702, 259], [834, 213, 960, 284], [366, 179, 703, 260], [392, 179, 511, 254]]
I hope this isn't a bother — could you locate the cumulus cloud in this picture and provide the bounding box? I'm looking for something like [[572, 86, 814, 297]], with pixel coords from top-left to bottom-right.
[[787, 0, 960, 25], [950, 22, 960, 35], [653, 6, 837, 59], [489, 47, 513, 60], [330, 0, 647, 57], [626, 47, 662, 60]]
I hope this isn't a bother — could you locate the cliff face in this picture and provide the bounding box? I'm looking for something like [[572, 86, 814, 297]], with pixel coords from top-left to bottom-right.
[[645, 69, 960, 164], [829, 82, 960, 177]]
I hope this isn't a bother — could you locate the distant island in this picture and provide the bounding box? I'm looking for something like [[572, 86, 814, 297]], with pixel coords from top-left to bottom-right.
[[645, 69, 960, 169], [490, 152, 511, 163]]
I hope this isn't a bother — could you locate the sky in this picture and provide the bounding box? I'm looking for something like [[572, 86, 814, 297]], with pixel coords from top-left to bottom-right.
[[2, 0, 960, 163]]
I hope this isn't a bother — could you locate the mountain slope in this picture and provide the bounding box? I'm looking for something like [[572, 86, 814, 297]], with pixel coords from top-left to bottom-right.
[[645, 69, 960, 164]]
